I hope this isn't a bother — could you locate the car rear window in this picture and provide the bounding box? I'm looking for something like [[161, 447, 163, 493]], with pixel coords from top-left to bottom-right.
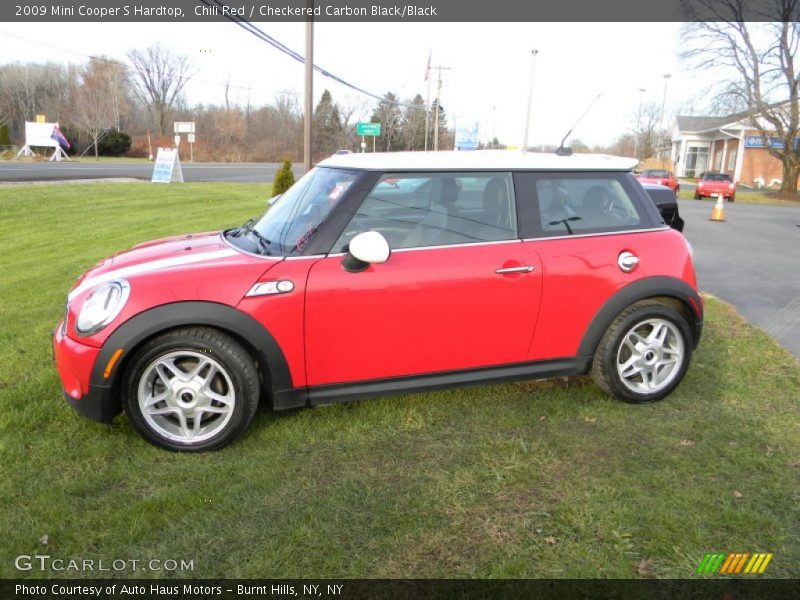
[[702, 173, 732, 182], [533, 176, 642, 235], [642, 170, 669, 178]]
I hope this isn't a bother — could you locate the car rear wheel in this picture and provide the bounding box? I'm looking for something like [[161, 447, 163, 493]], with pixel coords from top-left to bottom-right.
[[122, 327, 260, 451], [728, 194, 735, 202], [693, 192, 701, 200], [591, 301, 692, 404]]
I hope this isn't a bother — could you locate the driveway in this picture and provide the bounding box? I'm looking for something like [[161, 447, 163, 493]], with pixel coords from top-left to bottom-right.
[[679, 198, 800, 358]]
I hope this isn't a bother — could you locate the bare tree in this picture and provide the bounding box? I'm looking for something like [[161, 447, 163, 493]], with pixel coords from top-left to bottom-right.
[[632, 101, 663, 160], [74, 59, 116, 160], [127, 45, 193, 136], [681, 0, 800, 194]]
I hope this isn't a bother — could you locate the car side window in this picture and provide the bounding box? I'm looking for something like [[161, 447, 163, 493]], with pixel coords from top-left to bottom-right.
[[532, 176, 643, 235], [333, 172, 518, 252]]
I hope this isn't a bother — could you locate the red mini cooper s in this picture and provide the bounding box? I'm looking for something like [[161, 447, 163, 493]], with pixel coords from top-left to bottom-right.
[[53, 151, 702, 451]]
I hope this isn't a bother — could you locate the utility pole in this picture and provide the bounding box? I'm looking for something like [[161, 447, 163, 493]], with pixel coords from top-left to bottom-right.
[[303, 4, 314, 173], [522, 49, 538, 153], [430, 65, 451, 151]]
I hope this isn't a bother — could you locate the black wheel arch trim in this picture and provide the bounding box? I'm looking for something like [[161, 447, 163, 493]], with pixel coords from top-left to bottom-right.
[[89, 301, 295, 414], [578, 276, 703, 357]]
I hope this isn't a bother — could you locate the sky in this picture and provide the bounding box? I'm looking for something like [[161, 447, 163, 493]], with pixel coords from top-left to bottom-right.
[[0, 21, 713, 148]]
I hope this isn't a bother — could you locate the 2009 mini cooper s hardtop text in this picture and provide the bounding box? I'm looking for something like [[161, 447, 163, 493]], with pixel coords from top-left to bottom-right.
[[54, 151, 703, 451]]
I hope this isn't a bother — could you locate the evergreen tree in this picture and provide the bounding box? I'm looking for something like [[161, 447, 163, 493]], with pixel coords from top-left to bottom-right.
[[272, 159, 295, 196], [370, 92, 402, 151], [312, 89, 342, 157], [401, 94, 427, 151], [429, 100, 449, 150]]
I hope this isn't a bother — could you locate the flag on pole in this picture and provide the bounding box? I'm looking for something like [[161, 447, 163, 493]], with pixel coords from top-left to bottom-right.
[[424, 50, 431, 81], [51, 125, 71, 149]]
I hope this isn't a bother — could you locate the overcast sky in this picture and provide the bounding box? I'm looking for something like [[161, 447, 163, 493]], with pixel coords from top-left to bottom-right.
[[0, 21, 712, 147]]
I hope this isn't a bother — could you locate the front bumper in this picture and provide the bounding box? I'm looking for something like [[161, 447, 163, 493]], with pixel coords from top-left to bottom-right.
[[53, 323, 121, 424]]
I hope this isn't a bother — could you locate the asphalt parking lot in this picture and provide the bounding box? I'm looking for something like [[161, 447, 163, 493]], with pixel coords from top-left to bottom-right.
[[679, 198, 800, 358]]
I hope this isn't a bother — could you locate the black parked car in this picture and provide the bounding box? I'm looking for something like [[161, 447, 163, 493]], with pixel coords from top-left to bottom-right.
[[641, 183, 684, 232]]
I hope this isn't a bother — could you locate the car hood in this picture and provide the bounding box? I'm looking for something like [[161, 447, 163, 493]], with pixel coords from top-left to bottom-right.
[[68, 231, 268, 301]]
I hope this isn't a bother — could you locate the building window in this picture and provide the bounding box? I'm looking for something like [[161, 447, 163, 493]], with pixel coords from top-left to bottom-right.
[[685, 146, 710, 178]]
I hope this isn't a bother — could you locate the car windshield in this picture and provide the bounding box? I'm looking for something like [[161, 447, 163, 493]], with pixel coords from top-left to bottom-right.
[[703, 173, 732, 182], [228, 167, 359, 256], [642, 170, 668, 178]]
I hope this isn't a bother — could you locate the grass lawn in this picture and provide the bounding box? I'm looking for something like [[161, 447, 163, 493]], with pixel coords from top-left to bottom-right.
[[678, 187, 800, 206], [1, 183, 799, 579]]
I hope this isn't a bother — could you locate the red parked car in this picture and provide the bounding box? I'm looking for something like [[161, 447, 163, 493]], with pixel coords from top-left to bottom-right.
[[695, 172, 736, 202], [53, 151, 703, 451], [636, 169, 680, 194]]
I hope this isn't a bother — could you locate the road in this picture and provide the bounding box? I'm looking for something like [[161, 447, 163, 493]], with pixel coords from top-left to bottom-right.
[[0, 161, 303, 183], [680, 198, 800, 359]]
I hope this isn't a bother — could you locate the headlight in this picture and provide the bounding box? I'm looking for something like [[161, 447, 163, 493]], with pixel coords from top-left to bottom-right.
[[76, 280, 130, 336]]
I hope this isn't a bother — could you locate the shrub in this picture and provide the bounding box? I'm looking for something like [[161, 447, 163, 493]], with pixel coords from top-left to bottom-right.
[[272, 159, 295, 196], [98, 130, 132, 156]]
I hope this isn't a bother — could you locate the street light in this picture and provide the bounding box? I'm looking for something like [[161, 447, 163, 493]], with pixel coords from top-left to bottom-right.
[[634, 88, 646, 160], [522, 49, 538, 153], [659, 74, 672, 158]]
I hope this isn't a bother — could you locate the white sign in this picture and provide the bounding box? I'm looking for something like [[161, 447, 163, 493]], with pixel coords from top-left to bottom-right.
[[16, 121, 71, 161], [151, 147, 184, 184], [174, 134, 181, 147], [187, 133, 196, 143], [174, 121, 196, 134]]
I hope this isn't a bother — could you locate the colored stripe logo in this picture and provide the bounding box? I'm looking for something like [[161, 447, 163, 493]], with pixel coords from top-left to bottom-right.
[[697, 552, 773, 574]]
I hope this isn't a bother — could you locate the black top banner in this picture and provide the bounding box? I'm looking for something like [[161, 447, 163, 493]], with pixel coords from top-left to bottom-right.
[[2, 0, 795, 22]]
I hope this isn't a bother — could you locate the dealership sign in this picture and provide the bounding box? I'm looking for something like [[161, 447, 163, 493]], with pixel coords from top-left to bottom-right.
[[744, 135, 800, 149]]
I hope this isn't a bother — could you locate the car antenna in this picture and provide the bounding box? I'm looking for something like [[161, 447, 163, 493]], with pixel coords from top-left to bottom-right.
[[555, 93, 602, 156]]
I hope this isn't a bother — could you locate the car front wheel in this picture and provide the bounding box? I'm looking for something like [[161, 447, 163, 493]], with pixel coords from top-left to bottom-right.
[[122, 327, 260, 451], [591, 301, 692, 404]]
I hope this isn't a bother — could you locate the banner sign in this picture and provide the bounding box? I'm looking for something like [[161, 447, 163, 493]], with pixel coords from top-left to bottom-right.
[[151, 148, 184, 183], [356, 122, 381, 136], [744, 135, 800, 149], [455, 121, 480, 151]]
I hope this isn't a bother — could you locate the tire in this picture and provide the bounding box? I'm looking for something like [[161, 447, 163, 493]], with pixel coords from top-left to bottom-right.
[[693, 192, 701, 200], [728, 194, 735, 202], [121, 327, 260, 451], [591, 301, 692, 404]]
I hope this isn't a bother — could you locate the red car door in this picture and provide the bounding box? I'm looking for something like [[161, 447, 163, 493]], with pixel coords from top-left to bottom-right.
[[513, 171, 666, 360], [303, 171, 543, 387]]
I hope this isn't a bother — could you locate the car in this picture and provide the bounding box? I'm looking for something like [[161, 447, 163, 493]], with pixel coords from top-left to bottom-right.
[[53, 151, 703, 451], [636, 169, 680, 194], [695, 172, 736, 202], [640, 183, 685, 232]]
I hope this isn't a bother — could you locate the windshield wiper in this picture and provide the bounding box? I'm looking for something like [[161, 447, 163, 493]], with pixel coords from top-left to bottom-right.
[[230, 219, 272, 255]]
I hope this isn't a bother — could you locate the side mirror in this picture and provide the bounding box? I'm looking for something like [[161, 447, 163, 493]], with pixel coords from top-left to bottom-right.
[[342, 231, 390, 273], [267, 194, 282, 207]]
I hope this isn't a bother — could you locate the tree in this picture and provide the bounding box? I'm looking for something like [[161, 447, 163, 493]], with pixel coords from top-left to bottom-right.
[[681, 0, 800, 194], [273, 159, 295, 196], [401, 94, 427, 150], [313, 89, 342, 157], [631, 101, 662, 160], [74, 59, 117, 160], [371, 92, 402, 151], [128, 45, 193, 136]]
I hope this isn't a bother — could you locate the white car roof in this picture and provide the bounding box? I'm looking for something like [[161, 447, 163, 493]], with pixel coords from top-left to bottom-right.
[[317, 150, 638, 172]]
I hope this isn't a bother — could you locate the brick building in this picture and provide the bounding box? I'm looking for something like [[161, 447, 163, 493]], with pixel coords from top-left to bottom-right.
[[669, 109, 799, 187]]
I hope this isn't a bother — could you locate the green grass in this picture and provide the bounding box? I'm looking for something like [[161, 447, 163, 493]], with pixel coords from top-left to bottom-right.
[[678, 187, 800, 206], [1, 183, 799, 579]]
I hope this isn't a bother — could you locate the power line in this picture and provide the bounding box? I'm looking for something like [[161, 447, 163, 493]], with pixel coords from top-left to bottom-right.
[[201, 0, 430, 111]]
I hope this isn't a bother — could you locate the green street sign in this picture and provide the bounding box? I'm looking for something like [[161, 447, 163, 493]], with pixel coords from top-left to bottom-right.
[[357, 122, 381, 136]]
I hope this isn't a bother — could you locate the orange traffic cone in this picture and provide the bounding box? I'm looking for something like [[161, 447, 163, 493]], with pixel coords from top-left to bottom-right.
[[710, 195, 725, 222]]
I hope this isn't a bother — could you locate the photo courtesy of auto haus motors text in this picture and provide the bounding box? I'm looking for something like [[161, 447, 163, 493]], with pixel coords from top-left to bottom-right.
[[15, 584, 345, 597]]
